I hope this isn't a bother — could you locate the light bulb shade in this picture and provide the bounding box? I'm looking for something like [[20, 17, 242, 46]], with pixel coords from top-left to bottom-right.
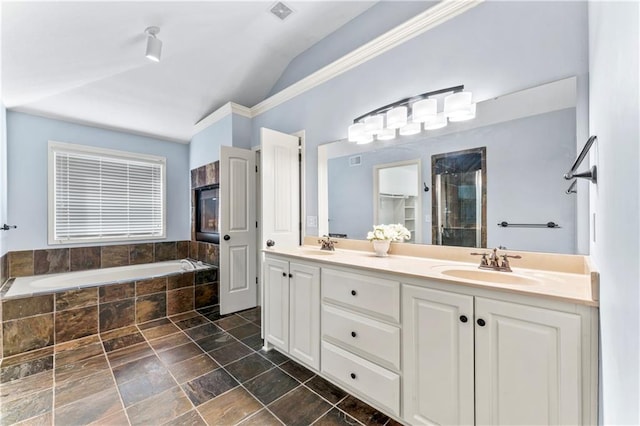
[[444, 91, 473, 118], [386, 106, 407, 129], [364, 115, 384, 135], [377, 128, 396, 140], [399, 121, 421, 136], [424, 112, 448, 130], [448, 103, 477, 122], [348, 123, 365, 142], [411, 98, 437, 123], [145, 35, 162, 62], [356, 133, 374, 144]]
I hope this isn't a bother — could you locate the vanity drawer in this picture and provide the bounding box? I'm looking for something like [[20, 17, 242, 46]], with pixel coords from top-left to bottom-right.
[[321, 341, 400, 416], [321, 268, 400, 323], [322, 304, 400, 370]]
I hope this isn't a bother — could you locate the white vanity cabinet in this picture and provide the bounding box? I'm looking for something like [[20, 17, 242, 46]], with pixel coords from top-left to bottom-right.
[[402, 285, 475, 425], [263, 256, 320, 370], [321, 267, 402, 416], [403, 283, 587, 426], [263, 251, 597, 426], [474, 297, 582, 425]]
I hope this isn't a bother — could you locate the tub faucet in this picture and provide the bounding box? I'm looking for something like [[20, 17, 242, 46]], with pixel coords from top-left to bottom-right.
[[471, 248, 521, 272], [180, 259, 199, 270], [318, 235, 337, 251]]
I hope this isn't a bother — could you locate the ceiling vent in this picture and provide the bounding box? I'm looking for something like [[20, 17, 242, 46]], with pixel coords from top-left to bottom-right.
[[270, 2, 294, 21]]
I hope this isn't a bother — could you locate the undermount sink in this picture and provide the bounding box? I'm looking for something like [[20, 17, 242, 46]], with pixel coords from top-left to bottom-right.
[[298, 249, 335, 256], [432, 266, 541, 285]]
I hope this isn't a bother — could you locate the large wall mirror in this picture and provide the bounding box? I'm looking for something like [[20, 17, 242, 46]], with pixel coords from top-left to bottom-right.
[[318, 77, 583, 254]]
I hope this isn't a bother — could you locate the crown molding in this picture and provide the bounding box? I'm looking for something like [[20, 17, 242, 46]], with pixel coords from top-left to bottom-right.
[[191, 0, 482, 137], [250, 0, 483, 117], [193, 102, 253, 135]]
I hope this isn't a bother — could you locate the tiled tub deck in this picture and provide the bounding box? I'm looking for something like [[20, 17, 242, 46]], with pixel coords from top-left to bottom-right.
[[0, 265, 219, 360]]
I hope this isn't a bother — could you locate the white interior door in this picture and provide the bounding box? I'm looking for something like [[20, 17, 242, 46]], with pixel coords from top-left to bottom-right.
[[260, 127, 300, 250], [220, 146, 257, 315]]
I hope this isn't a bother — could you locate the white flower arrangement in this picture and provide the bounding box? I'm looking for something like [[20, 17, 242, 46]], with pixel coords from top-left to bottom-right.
[[366, 223, 411, 242]]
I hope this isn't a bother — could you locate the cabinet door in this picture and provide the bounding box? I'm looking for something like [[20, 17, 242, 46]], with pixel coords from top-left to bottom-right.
[[289, 262, 320, 370], [263, 257, 290, 352], [475, 297, 582, 425], [402, 285, 475, 425]]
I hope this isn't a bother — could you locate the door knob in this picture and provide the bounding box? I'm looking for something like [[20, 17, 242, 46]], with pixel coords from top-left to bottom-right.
[[223, 235, 230, 241], [266, 239, 275, 247]]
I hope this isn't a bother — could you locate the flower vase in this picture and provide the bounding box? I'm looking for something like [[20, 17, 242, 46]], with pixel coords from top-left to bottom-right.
[[372, 239, 391, 257]]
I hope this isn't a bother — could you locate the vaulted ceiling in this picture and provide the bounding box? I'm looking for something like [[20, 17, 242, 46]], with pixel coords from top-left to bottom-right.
[[1, 1, 375, 142]]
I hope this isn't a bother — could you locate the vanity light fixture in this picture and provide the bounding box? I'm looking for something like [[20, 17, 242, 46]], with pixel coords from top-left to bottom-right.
[[347, 85, 476, 143], [144, 26, 162, 62]]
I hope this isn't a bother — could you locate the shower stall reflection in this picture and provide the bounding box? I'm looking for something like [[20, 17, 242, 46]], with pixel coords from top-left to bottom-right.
[[432, 147, 486, 248]]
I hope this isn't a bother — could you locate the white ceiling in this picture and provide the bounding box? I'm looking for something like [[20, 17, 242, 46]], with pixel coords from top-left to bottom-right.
[[1, 1, 376, 143]]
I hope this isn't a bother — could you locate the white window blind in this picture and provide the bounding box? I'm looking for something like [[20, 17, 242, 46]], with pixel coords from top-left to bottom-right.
[[49, 142, 166, 244]]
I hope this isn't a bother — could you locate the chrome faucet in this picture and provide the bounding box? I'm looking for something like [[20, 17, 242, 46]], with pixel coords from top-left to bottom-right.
[[471, 248, 522, 272], [318, 235, 338, 251]]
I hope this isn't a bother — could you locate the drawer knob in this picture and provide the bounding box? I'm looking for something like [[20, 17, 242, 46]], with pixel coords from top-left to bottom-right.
[[459, 315, 468, 323], [351, 290, 357, 296], [477, 318, 486, 327], [350, 373, 356, 380], [351, 331, 357, 338]]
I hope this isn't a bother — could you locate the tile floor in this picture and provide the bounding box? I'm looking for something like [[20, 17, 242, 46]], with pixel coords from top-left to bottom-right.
[[0, 306, 401, 426]]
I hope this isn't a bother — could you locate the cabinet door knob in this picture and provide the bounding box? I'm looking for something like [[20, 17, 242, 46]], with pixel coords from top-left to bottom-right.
[[477, 318, 486, 327], [282, 272, 287, 277], [351, 331, 357, 338], [288, 273, 293, 278], [460, 315, 468, 323], [350, 290, 357, 296], [350, 373, 356, 380], [223, 234, 231, 241]]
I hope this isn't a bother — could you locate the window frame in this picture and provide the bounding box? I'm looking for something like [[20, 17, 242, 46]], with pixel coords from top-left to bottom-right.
[[47, 141, 167, 245]]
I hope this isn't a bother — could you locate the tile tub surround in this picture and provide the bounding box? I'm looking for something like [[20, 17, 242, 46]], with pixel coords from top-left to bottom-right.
[[0, 308, 389, 426], [6, 241, 191, 278], [0, 267, 219, 359], [190, 161, 221, 267]]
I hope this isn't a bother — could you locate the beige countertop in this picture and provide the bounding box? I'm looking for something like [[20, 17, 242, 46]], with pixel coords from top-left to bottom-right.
[[264, 245, 599, 307]]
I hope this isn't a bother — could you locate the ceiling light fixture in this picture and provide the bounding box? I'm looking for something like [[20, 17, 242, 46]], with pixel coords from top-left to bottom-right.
[[347, 85, 476, 144], [144, 26, 162, 62]]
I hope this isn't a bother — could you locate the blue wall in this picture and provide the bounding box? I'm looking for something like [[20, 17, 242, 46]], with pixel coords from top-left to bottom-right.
[[190, 114, 232, 170], [6, 111, 190, 250], [251, 1, 589, 237], [189, 113, 251, 169], [232, 115, 252, 150], [0, 104, 7, 257]]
